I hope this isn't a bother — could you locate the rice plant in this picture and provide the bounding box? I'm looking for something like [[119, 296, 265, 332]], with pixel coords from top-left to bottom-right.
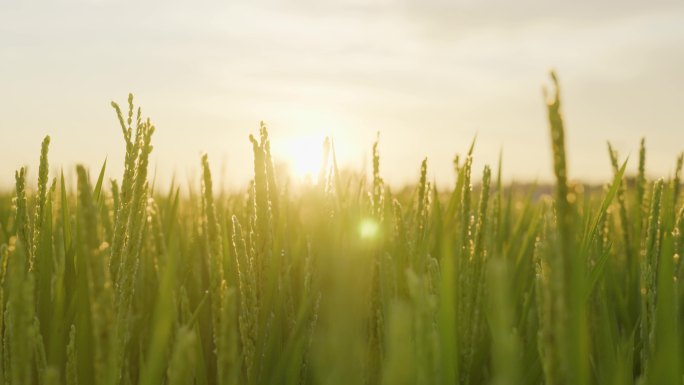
[[0, 73, 682, 385]]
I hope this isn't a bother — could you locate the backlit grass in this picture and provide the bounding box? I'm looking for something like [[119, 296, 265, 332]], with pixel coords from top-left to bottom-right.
[[0, 73, 682, 385]]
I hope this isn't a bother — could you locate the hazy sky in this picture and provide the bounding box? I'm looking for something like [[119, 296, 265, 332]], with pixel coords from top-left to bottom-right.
[[1, 0, 683, 190]]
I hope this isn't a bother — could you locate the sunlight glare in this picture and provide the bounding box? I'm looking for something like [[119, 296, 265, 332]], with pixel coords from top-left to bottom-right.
[[359, 218, 379, 239], [280, 136, 327, 183]]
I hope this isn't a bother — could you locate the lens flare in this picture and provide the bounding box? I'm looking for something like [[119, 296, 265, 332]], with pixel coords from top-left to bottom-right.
[[359, 218, 379, 239]]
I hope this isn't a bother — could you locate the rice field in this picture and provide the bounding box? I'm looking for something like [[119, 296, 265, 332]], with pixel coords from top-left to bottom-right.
[[0, 73, 683, 385]]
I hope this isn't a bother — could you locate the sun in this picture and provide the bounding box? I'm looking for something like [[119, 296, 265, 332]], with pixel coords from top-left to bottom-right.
[[279, 135, 329, 183], [269, 109, 351, 183]]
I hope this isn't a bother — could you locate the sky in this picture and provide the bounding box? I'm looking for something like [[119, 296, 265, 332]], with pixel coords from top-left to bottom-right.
[[1, 0, 683, 191]]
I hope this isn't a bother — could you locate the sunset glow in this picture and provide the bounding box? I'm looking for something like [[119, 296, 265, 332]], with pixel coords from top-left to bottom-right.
[[274, 134, 328, 183], [3, 1, 684, 383]]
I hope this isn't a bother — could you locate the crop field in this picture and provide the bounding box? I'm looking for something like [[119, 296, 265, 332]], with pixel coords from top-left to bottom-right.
[[0, 74, 682, 385]]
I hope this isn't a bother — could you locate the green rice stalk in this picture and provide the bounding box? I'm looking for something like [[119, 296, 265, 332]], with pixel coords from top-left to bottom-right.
[[545, 71, 588, 385], [166, 327, 197, 385], [380, 301, 414, 385], [640, 179, 664, 373], [318, 137, 331, 190], [636, 138, 648, 233], [201, 153, 226, 317], [112, 120, 155, 385], [109, 95, 141, 278], [66, 325, 78, 385], [231, 216, 257, 384], [75, 166, 113, 384], [489, 258, 521, 385], [608, 143, 635, 289], [462, 165, 491, 383], [6, 236, 36, 385], [260, 123, 280, 221], [372, 134, 384, 219], [217, 286, 239, 385], [249, 131, 274, 309], [416, 158, 429, 243], [674, 153, 683, 207], [13, 168, 30, 260], [30, 135, 51, 270]]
